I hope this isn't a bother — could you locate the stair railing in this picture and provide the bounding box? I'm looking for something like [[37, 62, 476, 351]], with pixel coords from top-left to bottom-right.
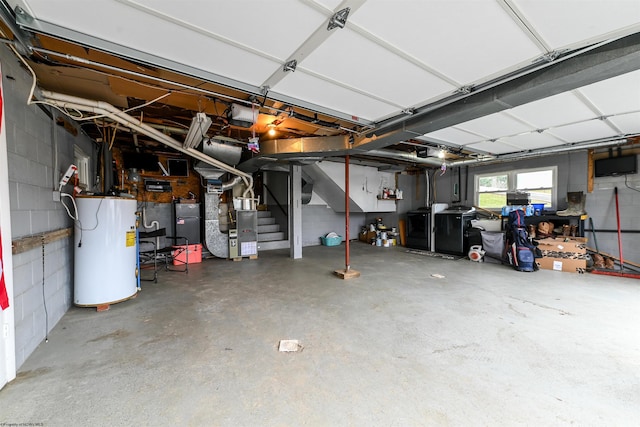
[[263, 183, 288, 218]]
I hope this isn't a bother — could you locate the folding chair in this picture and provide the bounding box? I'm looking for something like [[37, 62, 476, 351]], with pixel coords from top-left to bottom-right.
[[164, 235, 189, 273], [138, 228, 189, 282]]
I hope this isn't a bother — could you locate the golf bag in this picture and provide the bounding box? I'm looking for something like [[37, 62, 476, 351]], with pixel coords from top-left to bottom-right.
[[505, 209, 540, 272]]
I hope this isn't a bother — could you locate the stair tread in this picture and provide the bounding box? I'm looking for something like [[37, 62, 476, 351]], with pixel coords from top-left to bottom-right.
[[258, 232, 286, 242], [258, 224, 280, 233], [259, 240, 290, 251]]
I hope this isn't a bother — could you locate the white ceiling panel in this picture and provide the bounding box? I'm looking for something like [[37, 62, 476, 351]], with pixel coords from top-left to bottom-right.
[[272, 71, 398, 122], [351, 0, 543, 84], [12, 0, 281, 85], [578, 69, 640, 115], [548, 119, 620, 143], [607, 112, 640, 135], [508, 91, 598, 128], [5, 0, 640, 160], [423, 127, 486, 145], [465, 139, 522, 155], [312, 0, 344, 10], [499, 131, 566, 151], [512, 0, 640, 49], [300, 28, 455, 112], [126, 0, 328, 60], [456, 112, 533, 139]]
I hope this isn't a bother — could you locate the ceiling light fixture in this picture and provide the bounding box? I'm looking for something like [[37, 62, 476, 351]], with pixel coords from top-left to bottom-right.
[[183, 112, 212, 149], [438, 149, 446, 159], [267, 123, 277, 136], [327, 7, 350, 30]]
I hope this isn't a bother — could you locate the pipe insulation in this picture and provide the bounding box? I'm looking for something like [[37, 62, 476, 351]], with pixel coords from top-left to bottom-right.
[[40, 90, 255, 201]]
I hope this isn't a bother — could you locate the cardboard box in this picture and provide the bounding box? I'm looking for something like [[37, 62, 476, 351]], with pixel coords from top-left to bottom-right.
[[359, 231, 377, 243], [536, 236, 587, 254], [172, 243, 202, 265], [535, 237, 588, 273], [536, 257, 586, 273]]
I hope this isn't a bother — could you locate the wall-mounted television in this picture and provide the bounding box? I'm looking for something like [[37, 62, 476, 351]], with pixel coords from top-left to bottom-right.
[[594, 155, 637, 177], [167, 158, 189, 177], [122, 152, 159, 172]]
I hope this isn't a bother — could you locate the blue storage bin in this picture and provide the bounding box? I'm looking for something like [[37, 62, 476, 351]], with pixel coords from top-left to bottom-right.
[[320, 235, 342, 246]]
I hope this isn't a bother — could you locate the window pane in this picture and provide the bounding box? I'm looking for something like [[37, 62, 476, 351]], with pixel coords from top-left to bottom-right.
[[516, 170, 552, 189], [529, 189, 552, 206], [478, 192, 506, 209], [478, 174, 508, 191]]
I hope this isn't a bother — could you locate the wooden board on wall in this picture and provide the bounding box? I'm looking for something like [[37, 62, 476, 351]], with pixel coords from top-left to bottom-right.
[[113, 148, 202, 203]]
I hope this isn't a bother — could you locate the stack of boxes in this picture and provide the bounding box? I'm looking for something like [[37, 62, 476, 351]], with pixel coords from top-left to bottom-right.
[[535, 236, 588, 273]]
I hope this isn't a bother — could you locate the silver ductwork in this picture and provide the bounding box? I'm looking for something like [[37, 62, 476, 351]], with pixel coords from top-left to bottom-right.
[[363, 149, 444, 167], [204, 176, 244, 258], [202, 138, 243, 166], [204, 193, 228, 258]]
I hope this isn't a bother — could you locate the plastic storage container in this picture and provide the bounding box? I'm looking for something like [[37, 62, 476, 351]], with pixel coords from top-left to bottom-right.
[[172, 243, 202, 265], [320, 235, 342, 246], [532, 203, 545, 215]]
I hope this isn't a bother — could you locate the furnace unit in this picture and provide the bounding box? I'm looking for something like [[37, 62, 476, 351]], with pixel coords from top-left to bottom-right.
[[236, 210, 258, 258]]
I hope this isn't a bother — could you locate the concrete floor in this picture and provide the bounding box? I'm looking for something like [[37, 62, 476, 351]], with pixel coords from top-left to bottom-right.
[[1, 243, 639, 426]]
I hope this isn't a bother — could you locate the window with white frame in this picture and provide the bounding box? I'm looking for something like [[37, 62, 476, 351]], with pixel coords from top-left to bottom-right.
[[475, 166, 557, 210], [74, 146, 90, 189]]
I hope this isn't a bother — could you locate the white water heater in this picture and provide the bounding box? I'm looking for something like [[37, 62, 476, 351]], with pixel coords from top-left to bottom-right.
[[74, 196, 138, 306]]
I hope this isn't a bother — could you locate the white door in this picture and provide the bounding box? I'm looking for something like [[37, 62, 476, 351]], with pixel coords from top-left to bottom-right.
[[0, 62, 16, 389]]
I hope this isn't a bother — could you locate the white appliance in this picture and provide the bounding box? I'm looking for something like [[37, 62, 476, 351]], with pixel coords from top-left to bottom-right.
[[74, 196, 138, 306]]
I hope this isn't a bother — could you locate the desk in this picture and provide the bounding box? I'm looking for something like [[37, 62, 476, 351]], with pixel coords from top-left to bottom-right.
[[502, 214, 587, 237]]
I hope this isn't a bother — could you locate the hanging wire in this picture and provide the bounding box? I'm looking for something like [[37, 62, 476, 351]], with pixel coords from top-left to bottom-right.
[[41, 236, 49, 343], [625, 174, 640, 193]]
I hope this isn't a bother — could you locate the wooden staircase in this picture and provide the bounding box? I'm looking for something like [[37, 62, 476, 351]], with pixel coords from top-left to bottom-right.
[[257, 210, 289, 251]]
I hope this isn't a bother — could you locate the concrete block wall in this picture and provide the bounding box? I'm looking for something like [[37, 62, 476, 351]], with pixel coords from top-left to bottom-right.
[[587, 166, 640, 263], [302, 205, 365, 246], [11, 238, 72, 365], [436, 152, 585, 211], [434, 150, 640, 265], [265, 170, 389, 246], [267, 167, 436, 246], [2, 45, 95, 368]]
